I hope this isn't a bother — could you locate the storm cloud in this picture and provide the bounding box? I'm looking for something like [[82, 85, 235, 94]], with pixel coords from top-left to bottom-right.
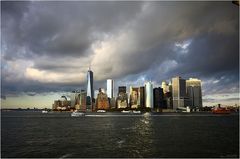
[[1, 1, 239, 107]]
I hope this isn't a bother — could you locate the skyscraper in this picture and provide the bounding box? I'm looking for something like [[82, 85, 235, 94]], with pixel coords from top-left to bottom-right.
[[116, 86, 128, 109], [172, 76, 187, 109], [161, 81, 169, 94], [145, 82, 153, 108], [79, 90, 87, 111], [107, 79, 114, 98], [96, 88, 110, 110], [70, 91, 77, 109], [153, 87, 165, 109], [139, 86, 145, 108], [86, 68, 93, 110], [129, 86, 140, 108], [186, 78, 202, 108]]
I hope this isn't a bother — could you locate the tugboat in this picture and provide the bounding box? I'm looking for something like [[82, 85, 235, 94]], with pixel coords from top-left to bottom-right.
[[212, 104, 231, 114]]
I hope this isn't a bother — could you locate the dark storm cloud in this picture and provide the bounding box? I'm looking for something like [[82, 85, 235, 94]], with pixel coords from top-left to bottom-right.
[[2, 1, 143, 60], [1, 1, 239, 100]]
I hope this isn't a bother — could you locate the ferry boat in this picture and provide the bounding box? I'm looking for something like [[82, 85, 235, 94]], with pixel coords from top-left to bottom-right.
[[42, 110, 48, 113], [71, 110, 85, 117], [212, 107, 231, 114], [121, 110, 131, 113], [133, 110, 141, 114], [97, 110, 106, 113]]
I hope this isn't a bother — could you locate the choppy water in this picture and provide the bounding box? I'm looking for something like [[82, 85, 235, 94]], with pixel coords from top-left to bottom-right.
[[1, 111, 239, 158]]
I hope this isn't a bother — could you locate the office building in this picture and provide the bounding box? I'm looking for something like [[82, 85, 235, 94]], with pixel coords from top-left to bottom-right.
[[145, 81, 153, 108], [161, 81, 168, 94], [118, 86, 126, 94], [129, 86, 140, 108], [86, 68, 94, 110], [172, 76, 187, 109], [153, 87, 165, 109], [139, 86, 145, 108], [109, 97, 116, 109], [96, 88, 110, 110], [107, 79, 114, 98], [52, 96, 71, 111], [79, 90, 87, 111], [164, 91, 173, 109], [52, 100, 61, 110], [70, 91, 76, 108], [161, 81, 173, 109], [116, 86, 128, 109], [186, 78, 202, 108]]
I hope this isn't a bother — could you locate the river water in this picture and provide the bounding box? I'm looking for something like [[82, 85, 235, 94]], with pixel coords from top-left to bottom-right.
[[1, 111, 239, 158]]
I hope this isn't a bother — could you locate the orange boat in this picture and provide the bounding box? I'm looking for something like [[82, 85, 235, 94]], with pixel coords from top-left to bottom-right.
[[212, 107, 231, 114]]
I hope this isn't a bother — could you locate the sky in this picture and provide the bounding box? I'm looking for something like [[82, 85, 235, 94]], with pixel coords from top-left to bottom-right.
[[1, 1, 239, 108]]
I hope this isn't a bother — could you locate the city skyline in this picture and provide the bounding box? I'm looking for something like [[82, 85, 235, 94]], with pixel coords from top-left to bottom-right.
[[1, 1, 239, 108]]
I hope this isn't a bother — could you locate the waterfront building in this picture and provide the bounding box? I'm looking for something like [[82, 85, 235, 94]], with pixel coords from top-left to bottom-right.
[[116, 86, 128, 109], [161, 81, 173, 109], [129, 86, 140, 108], [153, 87, 165, 109], [79, 90, 87, 111], [172, 76, 187, 109], [139, 86, 145, 108], [186, 78, 202, 108], [52, 96, 71, 110], [86, 68, 93, 110], [145, 81, 153, 108], [164, 92, 173, 109], [60, 96, 70, 108], [107, 79, 114, 98], [96, 88, 110, 110], [109, 97, 116, 109], [116, 94, 128, 109], [52, 100, 61, 110], [70, 91, 76, 108]]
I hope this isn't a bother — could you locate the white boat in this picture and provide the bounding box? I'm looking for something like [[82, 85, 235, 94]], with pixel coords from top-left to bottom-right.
[[133, 110, 141, 114], [42, 110, 48, 113], [97, 110, 106, 113], [121, 110, 131, 113], [71, 110, 85, 117]]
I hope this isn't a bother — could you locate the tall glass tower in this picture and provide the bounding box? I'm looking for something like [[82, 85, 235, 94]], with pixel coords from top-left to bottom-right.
[[145, 81, 153, 108], [172, 76, 187, 109], [107, 79, 114, 98], [186, 78, 202, 108], [87, 68, 93, 104]]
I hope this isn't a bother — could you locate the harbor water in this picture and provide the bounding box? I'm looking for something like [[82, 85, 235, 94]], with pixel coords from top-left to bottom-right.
[[1, 111, 239, 158]]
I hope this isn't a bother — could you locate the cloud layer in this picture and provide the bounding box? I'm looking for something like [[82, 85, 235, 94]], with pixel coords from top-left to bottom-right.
[[1, 1, 239, 106]]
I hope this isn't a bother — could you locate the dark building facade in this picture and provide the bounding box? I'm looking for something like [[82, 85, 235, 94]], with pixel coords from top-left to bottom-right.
[[118, 86, 127, 94], [153, 87, 165, 109], [139, 86, 145, 108], [164, 92, 173, 109]]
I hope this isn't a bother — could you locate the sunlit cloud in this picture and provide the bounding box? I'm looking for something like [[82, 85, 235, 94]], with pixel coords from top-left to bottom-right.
[[1, 1, 238, 108]]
